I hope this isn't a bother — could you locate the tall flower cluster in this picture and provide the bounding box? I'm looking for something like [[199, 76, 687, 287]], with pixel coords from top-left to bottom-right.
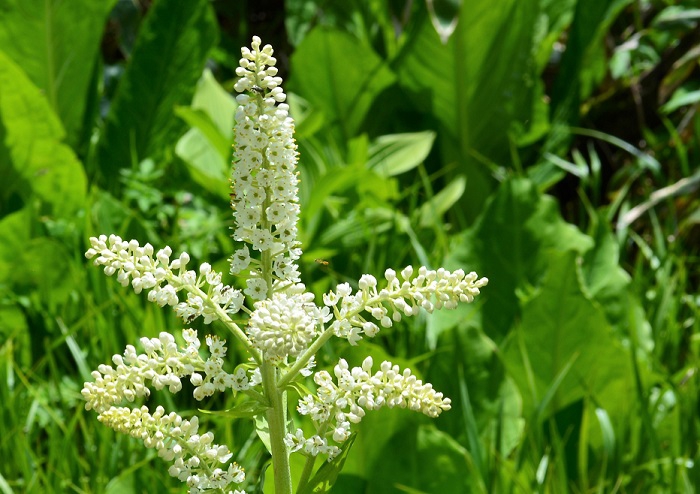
[[229, 36, 302, 299], [82, 36, 489, 493]]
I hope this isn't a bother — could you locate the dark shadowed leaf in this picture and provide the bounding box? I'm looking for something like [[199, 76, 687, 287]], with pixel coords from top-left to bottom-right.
[[96, 0, 218, 186], [395, 0, 543, 217], [446, 178, 593, 340]]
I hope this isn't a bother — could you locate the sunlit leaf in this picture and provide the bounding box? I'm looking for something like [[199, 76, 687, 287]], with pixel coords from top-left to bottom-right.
[[501, 251, 635, 416], [0, 0, 118, 145], [367, 131, 436, 178], [0, 50, 86, 217], [290, 27, 396, 140], [419, 175, 466, 227]]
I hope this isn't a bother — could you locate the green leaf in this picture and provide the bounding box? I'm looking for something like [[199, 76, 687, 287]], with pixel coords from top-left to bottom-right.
[[501, 251, 635, 416], [298, 434, 357, 494], [395, 0, 543, 217], [175, 107, 230, 161], [254, 414, 271, 453], [660, 87, 700, 114], [173, 69, 237, 199], [174, 110, 230, 199], [198, 400, 268, 420], [446, 178, 593, 340], [419, 174, 466, 227], [430, 324, 524, 460], [367, 424, 476, 493], [290, 27, 396, 140], [0, 208, 75, 313], [190, 69, 237, 137], [96, 0, 218, 186], [367, 131, 436, 178], [0, 50, 86, 217], [0, 0, 118, 145], [581, 219, 653, 353]]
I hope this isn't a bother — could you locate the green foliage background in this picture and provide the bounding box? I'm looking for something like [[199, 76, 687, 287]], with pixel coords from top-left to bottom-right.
[[1, 0, 699, 492]]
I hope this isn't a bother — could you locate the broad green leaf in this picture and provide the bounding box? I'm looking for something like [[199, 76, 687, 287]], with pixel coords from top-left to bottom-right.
[[0, 209, 31, 287], [367, 131, 436, 178], [446, 178, 593, 340], [191, 69, 237, 137], [175, 117, 230, 199], [367, 424, 477, 493], [0, 208, 74, 311], [581, 219, 653, 353], [395, 0, 542, 217], [175, 107, 230, 161], [501, 251, 635, 417], [419, 174, 466, 227], [0, 0, 117, 145], [430, 324, 524, 460], [96, 0, 218, 186], [290, 27, 396, 140], [0, 50, 86, 217], [175, 70, 237, 199]]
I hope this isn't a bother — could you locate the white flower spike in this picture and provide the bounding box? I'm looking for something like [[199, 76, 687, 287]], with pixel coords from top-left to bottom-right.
[[82, 36, 487, 494]]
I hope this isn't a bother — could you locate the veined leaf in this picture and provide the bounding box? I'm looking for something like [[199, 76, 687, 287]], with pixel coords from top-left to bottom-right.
[[395, 0, 543, 217], [367, 131, 436, 178], [501, 251, 635, 417], [0, 50, 86, 217], [446, 178, 593, 340], [290, 28, 396, 140], [0, 0, 117, 146], [95, 0, 218, 187], [174, 69, 237, 199]]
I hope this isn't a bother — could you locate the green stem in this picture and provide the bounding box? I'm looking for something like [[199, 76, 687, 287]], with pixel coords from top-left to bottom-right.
[[262, 362, 293, 494], [189, 284, 262, 365], [296, 454, 317, 492], [278, 328, 334, 388]]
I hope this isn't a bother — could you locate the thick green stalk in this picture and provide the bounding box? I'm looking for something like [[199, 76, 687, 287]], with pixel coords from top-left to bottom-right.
[[258, 174, 292, 493], [262, 361, 292, 494]]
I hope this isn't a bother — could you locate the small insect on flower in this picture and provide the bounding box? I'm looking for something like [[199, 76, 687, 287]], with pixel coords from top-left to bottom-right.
[[314, 259, 329, 266], [251, 85, 264, 95]]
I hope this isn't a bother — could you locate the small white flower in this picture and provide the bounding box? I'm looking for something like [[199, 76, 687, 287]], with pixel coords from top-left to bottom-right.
[[244, 278, 268, 300]]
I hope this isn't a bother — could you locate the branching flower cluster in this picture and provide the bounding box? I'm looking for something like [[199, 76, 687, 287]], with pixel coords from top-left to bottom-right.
[[82, 36, 488, 494], [100, 406, 245, 494], [287, 357, 452, 457], [86, 235, 244, 324]]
